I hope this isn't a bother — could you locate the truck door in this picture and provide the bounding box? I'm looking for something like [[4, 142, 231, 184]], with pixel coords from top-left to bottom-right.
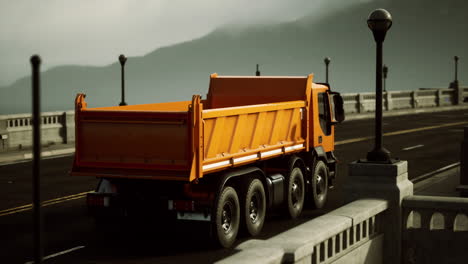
[[317, 92, 334, 152]]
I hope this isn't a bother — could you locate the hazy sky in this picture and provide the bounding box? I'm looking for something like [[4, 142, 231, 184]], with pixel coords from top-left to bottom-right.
[[0, 0, 372, 86]]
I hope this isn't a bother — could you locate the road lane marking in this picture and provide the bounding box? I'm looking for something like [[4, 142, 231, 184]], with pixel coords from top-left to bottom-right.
[[3, 120, 468, 217], [41, 191, 92, 202], [402, 144, 424, 151], [0, 191, 91, 214], [0, 191, 92, 217], [336, 136, 373, 145], [383, 121, 468, 137], [24, 245, 85, 264], [336, 120, 468, 145], [0, 207, 35, 216], [37, 195, 90, 207]]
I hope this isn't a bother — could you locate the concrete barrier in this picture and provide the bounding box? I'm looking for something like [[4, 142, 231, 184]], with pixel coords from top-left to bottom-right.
[[217, 199, 388, 264], [0, 87, 467, 152]]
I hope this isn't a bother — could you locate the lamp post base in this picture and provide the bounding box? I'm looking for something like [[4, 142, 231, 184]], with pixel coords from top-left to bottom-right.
[[119, 102, 127, 106], [366, 147, 393, 163], [345, 159, 413, 264]]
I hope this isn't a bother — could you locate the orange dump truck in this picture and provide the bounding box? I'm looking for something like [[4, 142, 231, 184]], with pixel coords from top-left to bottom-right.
[[71, 73, 344, 247]]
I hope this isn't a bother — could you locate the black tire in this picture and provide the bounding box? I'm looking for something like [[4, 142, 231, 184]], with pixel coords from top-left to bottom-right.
[[213, 186, 240, 248], [286, 167, 305, 219], [311, 160, 329, 209], [242, 179, 266, 237]]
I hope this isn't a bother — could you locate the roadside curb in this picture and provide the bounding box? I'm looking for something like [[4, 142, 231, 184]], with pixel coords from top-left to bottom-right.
[[22, 148, 75, 159], [412, 162, 460, 184], [0, 148, 75, 166], [413, 163, 460, 195]]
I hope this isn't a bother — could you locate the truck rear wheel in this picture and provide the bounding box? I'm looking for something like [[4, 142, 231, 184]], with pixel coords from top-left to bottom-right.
[[286, 167, 305, 219], [311, 160, 328, 209], [242, 179, 266, 237], [213, 186, 240, 248]]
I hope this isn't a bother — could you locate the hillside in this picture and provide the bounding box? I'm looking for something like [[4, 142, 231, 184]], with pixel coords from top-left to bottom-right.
[[1, 0, 467, 114]]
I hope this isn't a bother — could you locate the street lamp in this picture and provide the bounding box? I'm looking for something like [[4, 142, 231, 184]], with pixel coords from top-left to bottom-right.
[[256, 64, 261, 76], [324, 57, 331, 83], [366, 9, 393, 162], [383, 64, 388, 92], [31, 54, 44, 264], [454, 55, 459, 86], [119, 54, 127, 106]]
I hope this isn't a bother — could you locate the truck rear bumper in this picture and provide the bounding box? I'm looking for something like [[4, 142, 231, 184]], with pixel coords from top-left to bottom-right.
[[87, 191, 212, 222], [176, 212, 211, 221]]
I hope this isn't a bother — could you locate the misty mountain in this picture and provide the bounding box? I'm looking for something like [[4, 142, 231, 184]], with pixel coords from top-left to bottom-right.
[[1, 0, 467, 114]]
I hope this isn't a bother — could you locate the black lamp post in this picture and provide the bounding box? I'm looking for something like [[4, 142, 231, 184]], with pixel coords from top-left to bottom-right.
[[366, 9, 393, 162], [383, 64, 388, 92], [31, 55, 43, 264], [256, 64, 261, 76], [119, 54, 127, 106], [454, 56, 459, 85], [324, 57, 331, 83]]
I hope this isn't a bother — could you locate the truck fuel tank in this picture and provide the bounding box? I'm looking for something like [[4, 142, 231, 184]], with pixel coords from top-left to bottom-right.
[[266, 173, 285, 208]]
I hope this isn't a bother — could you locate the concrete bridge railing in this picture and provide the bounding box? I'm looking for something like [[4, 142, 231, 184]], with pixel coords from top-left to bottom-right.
[[0, 111, 74, 151], [219, 195, 468, 264], [218, 199, 389, 264], [343, 87, 468, 114], [0, 87, 467, 151], [402, 195, 468, 264]]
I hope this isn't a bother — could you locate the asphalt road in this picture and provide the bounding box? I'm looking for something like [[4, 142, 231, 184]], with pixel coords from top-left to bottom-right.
[[1, 109, 467, 264]]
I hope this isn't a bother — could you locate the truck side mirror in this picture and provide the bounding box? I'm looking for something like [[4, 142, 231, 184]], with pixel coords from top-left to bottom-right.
[[329, 92, 345, 124]]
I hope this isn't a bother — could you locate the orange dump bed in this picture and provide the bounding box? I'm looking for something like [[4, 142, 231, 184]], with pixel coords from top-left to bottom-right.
[[71, 74, 320, 182]]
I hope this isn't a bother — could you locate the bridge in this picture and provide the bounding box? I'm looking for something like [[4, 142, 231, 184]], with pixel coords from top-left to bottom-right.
[[1, 87, 468, 263]]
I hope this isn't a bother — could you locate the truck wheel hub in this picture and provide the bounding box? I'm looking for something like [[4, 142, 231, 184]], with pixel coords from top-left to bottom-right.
[[249, 195, 259, 223], [222, 203, 233, 233], [291, 182, 299, 206], [316, 175, 324, 195], [316, 174, 326, 195]]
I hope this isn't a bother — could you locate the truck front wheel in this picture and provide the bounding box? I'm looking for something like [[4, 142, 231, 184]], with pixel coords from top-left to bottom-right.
[[286, 167, 305, 219], [242, 178, 266, 236], [311, 160, 329, 209], [214, 186, 240, 248]]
